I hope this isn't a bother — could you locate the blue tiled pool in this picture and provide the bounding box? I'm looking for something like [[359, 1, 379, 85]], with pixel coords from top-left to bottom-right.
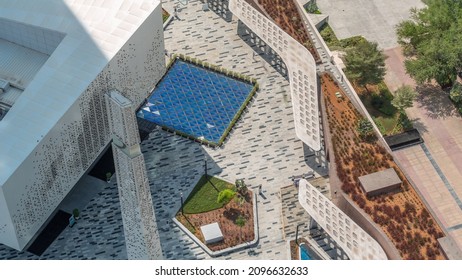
[[300, 244, 312, 260], [137, 59, 254, 143]]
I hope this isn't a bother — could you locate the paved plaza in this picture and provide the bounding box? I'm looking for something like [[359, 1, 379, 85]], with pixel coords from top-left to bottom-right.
[[0, 0, 324, 260], [147, 0, 326, 260], [315, 0, 425, 49]]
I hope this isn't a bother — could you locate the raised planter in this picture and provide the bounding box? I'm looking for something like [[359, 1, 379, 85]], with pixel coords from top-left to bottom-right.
[[173, 189, 259, 257]]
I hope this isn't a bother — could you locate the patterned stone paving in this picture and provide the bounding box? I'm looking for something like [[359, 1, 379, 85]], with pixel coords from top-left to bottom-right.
[[149, 0, 326, 260], [0, 0, 325, 260]]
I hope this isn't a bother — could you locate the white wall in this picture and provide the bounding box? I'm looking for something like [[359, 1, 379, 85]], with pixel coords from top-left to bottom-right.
[[0, 18, 64, 55]]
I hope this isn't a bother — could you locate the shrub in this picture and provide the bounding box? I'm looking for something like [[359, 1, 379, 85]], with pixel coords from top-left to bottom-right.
[[356, 118, 374, 138], [319, 24, 340, 48], [398, 112, 413, 131], [217, 189, 236, 204], [73, 208, 80, 218], [339, 35, 367, 49], [450, 82, 462, 104]]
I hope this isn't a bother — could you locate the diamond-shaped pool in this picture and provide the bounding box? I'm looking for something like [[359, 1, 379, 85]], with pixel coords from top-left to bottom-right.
[[137, 59, 254, 143]]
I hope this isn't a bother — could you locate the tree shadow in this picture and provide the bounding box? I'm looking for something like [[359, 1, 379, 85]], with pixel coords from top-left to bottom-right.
[[415, 84, 458, 119], [410, 117, 428, 134]]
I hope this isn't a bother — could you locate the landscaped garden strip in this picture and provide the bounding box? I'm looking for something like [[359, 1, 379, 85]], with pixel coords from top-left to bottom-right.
[[249, 0, 321, 63], [162, 8, 170, 23], [321, 73, 444, 259]]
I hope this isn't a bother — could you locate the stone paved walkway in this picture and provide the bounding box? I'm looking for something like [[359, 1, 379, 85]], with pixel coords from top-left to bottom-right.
[[280, 179, 345, 260]]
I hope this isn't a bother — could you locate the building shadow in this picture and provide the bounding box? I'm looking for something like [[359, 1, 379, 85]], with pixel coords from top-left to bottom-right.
[[236, 20, 289, 80], [140, 127, 225, 259], [302, 143, 328, 177], [207, 0, 233, 22]]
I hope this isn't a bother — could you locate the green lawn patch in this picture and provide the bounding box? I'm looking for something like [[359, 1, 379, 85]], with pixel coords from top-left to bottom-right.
[[183, 175, 235, 214]]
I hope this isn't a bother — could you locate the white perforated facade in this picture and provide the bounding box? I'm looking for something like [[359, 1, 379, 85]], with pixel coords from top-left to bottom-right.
[[298, 179, 387, 260], [0, 0, 165, 251], [229, 0, 321, 151]]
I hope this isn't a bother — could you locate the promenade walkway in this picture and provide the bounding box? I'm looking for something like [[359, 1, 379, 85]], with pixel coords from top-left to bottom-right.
[[384, 33, 462, 253], [385, 49, 462, 249]]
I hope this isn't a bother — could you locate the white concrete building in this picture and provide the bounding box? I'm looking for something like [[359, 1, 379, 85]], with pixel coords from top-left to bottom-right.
[[0, 0, 166, 251]]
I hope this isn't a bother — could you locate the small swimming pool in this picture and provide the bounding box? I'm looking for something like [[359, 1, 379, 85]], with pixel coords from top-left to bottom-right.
[[137, 59, 254, 144], [300, 244, 312, 260]]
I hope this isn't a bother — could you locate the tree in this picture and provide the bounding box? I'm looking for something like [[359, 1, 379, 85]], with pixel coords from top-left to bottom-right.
[[344, 39, 387, 91], [356, 118, 374, 138], [105, 172, 112, 182], [396, 0, 462, 88], [450, 82, 462, 104], [391, 85, 417, 112]]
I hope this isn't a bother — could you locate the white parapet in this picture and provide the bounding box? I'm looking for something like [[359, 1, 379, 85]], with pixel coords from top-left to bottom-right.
[[298, 179, 387, 260], [229, 0, 321, 151]]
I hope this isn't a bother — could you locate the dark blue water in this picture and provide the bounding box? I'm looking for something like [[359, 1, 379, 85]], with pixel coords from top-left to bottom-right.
[[300, 245, 312, 260], [137, 60, 253, 143]]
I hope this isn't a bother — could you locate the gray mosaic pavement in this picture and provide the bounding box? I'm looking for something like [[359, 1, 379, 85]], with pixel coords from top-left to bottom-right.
[[0, 0, 328, 260]]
